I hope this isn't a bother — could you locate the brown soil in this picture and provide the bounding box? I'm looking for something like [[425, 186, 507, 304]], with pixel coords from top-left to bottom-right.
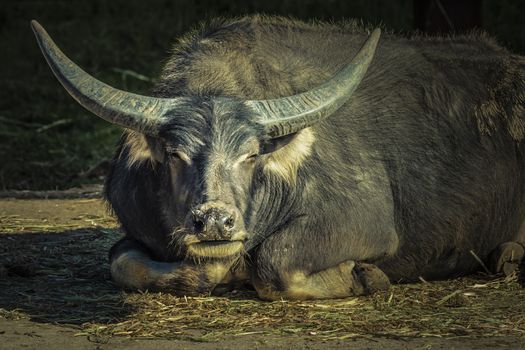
[[0, 197, 524, 349], [1, 317, 523, 350]]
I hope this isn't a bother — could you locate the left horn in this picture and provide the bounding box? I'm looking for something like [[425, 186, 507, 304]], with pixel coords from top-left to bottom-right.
[[246, 28, 381, 138], [31, 20, 185, 136]]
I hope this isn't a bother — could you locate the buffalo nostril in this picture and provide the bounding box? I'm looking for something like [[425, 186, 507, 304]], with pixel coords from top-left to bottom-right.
[[192, 211, 205, 232], [223, 216, 235, 231], [193, 218, 205, 232], [218, 215, 235, 233]]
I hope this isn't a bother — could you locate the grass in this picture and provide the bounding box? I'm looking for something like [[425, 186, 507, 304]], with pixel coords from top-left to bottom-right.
[[1, 0, 524, 190], [0, 199, 524, 342]]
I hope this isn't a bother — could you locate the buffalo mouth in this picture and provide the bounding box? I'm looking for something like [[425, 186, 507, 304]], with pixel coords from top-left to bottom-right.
[[186, 240, 244, 258]]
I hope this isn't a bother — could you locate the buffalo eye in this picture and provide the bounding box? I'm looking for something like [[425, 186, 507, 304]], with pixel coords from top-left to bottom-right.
[[244, 154, 258, 164], [168, 152, 181, 160], [167, 150, 192, 165]]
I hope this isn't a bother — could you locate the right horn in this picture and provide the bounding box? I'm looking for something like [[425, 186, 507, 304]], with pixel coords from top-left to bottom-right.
[[247, 28, 381, 139], [31, 20, 186, 136]]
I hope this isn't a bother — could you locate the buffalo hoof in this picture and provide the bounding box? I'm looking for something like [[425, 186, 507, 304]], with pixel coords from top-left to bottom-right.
[[353, 263, 390, 294], [488, 242, 524, 276]]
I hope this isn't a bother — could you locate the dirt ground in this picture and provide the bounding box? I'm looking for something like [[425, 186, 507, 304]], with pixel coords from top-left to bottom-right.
[[1, 318, 523, 350], [0, 196, 524, 350]]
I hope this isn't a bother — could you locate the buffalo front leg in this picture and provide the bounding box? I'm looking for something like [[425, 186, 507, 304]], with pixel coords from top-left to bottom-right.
[[109, 238, 242, 295], [253, 260, 390, 300]]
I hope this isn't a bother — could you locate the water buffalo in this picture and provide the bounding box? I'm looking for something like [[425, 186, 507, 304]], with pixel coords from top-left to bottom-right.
[[32, 16, 525, 300]]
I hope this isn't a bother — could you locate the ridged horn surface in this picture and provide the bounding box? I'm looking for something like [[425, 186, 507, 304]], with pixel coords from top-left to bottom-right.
[[246, 28, 381, 138], [31, 20, 186, 135]]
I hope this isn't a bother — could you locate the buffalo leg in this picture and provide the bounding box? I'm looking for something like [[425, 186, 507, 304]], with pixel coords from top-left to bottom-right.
[[488, 242, 524, 276], [252, 260, 390, 301], [109, 238, 241, 295]]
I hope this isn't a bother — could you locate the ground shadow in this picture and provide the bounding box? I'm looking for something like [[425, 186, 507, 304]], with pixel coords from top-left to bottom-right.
[[0, 228, 133, 325]]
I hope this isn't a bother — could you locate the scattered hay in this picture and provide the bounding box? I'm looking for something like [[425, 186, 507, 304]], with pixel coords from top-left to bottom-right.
[[76, 273, 524, 341], [0, 199, 524, 342]]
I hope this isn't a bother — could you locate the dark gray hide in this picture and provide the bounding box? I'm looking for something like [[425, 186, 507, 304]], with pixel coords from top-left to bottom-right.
[[36, 16, 525, 299]]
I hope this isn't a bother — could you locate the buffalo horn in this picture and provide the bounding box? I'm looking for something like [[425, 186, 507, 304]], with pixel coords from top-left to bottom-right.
[[246, 28, 381, 138], [31, 20, 184, 136]]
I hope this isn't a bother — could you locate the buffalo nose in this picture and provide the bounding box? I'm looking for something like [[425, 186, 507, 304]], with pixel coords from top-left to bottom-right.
[[192, 207, 236, 238]]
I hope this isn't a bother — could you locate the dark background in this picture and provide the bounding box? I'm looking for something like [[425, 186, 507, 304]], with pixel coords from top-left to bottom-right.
[[1, 0, 523, 190]]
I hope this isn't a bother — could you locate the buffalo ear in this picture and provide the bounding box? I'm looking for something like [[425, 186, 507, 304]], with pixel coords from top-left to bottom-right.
[[261, 133, 298, 154], [259, 128, 315, 184]]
